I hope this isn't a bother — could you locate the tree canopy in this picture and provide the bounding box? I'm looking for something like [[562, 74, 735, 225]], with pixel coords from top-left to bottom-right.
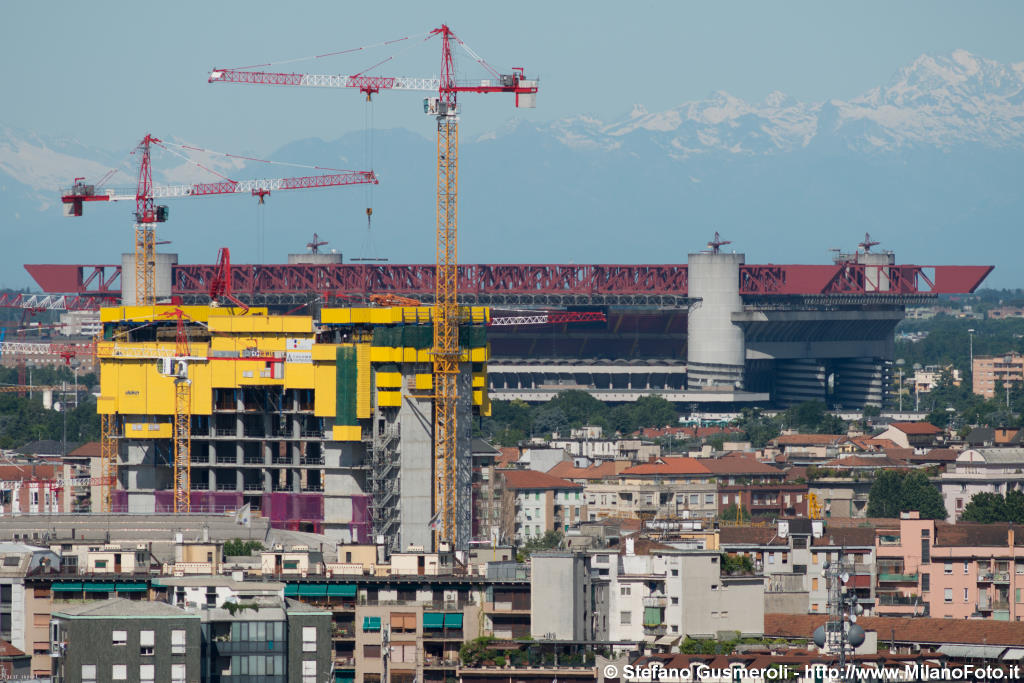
[[867, 470, 947, 519], [960, 490, 1024, 524]]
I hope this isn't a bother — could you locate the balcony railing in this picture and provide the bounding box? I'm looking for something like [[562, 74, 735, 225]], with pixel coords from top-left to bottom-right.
[[978, 571, 993, 582], [994, 572, 1011, 583], [877, 593, 918, 606], [993, 599, 1010, 610], [642, 596, 668, 608], [643, 624, 667, 636], [878, 573, 918, 583]]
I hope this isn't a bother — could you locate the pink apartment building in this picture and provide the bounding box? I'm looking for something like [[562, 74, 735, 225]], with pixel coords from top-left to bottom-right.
[[875, 511, 1024, 621]]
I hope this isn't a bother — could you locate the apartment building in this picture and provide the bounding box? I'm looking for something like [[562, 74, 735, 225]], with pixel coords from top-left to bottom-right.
[[539, 542, 766, 648], [940, 448, 1024, 521], [584, 458, 716, 521], [873, 512, 1024, 621], [973, 352, 1024, 398], [0, 542, 62, 677], [500, 470, 585, 542]]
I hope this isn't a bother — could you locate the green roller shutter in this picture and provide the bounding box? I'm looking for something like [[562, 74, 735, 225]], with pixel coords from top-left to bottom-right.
[[327, 584, 356, 597], [335, 347, 357, 426], [423, 612, 444, 629], [362, 616, 381, 632], [115, 582, 147, 593], [335, 672, 355, 683], [284, 585, 299, 597], [297, 584, 327, 597], [51, 582, 83, 592], [643, 607, 662, 626], [443, 613, 463, 629]]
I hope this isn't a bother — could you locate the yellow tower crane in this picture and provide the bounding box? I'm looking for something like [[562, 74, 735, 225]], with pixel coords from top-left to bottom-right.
[[208, 25, 538, 549]]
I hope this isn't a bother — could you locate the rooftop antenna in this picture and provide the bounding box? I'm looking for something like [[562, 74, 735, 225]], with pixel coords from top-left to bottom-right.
[[859, 233, 880, 253], [707, 231, 731, 255]]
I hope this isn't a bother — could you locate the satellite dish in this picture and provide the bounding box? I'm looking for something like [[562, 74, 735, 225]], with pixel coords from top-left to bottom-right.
[[854, 604, 864, 615], [848, 624, 866, 648], [823, 562, 831, 570], [850, 614, 858, 623], [841, 572, 850, 584], [812, 625, 826, 648]]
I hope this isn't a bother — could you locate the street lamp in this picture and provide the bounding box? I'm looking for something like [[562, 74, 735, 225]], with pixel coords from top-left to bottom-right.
[[896, 359, 905, 413], [968, 328, 976, 375]]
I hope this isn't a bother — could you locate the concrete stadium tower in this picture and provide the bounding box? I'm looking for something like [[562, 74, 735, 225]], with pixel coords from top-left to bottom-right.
[[686, 249, 745, 390]]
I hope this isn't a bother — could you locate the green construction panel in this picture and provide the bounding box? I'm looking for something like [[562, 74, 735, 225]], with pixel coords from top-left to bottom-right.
[[335, 346, 357, 426], [443, 613, 463, 629], [284, 584, 299, 597], [297, 584, 327, 597], [83, 583, 112, 592], [422, 612, 444, 629], [51, 582, 83, 592], [115, 582, 147, 592], [327, 584, 356, 597]]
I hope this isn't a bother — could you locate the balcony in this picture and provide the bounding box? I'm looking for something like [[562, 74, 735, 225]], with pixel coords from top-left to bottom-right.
[[978, 571, 993, 583], [878, 573, 918, 583], [993, 598, 1010, 610], [643, 624, 667, 636], [642, 596, 668, 608], [994, 572, 1011, 584], [877, 593, 919, 607]]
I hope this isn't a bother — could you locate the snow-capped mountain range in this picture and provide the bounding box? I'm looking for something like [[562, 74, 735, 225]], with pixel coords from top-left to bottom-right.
[[1, 49, 1023, 290], [546, 50, 1024, 155]]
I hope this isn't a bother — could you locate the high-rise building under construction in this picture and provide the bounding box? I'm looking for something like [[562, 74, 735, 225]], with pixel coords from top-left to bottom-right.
[[97, 303, 489, 553]]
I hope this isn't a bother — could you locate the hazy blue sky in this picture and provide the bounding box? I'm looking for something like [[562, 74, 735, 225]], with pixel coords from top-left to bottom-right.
[[4, 1, 1023, 155]]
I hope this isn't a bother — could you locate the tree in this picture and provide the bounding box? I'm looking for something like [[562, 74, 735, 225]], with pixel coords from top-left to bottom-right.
[[719, 504, 750, 523], [632, 395, 678, 429], [547, 390, 608, 428], [532, 406, 568, 436], [960, 492, 1008, 523], [735, 408, 781, 448], [784, 401, 847, 434], [867, 470, 946, 520], [223, 539, 264, 556], [517, 529, 563, 561]]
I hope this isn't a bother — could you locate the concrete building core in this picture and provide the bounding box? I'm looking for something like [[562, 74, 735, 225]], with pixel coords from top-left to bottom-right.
[[120, 252, 177, 306], [686, 251, 746, 390]]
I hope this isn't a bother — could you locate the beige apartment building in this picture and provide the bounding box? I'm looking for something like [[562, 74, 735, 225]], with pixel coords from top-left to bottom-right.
[[973, 353, 1024, 399]]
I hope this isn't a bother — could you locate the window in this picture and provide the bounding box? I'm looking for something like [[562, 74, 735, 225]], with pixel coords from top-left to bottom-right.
[[944, 562, 953, 575], [921, 528, 930, 537], [921, 538, 931, 563], [112, 630, 127, 646], [302, 660, 317, 683], [964, 588, 969, 603], [671, 569, 679, 577], [171, 664, 186, 683], [171, 629, 186, 655], [811, 604, 818, 612], [81, 665, 97, 683], [922, 573, 930, 592], [620, 586, 631, 596], [964, 562, 969, 575], [95, 560, 107, 569], [139, 664, 155, 683], [140, 630, 154, 656], [671, 597, 679, 605], [944, 588, 953, 603], [711, 584, 718, 591], [302, 626, 317, 652], [689, 494, 699, 505], [112, 664, 127, 681], [812, 578, 819, 591], [364, 644, 381, 658], [620, 611, 631, 625], [705, 493, 714, 505], [812, 554, 818, 565]]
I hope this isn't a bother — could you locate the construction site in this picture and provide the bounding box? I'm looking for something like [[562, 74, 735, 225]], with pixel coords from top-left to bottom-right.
[[2, 24, 995, 554]]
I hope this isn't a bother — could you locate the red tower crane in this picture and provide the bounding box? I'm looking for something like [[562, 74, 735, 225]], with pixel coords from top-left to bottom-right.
[[61, 136, 379, 306], [209, 26, 537, 549]]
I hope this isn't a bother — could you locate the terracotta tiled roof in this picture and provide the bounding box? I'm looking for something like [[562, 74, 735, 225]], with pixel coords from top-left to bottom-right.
[[701, 456, 783, 476], [620, 538, 678, 555], [811, 526, 876, 547], [501, 470, 581, 491], [889, 421, 942, 435], [496, 447, 520, 466], [720, 526, 789, 546], [933, 522, 1024, 547], [546, 461, 620, 480], [765, 613, 1024, 646], [907, 448, 958, 463], [784, 466, 808, 482], [844, 436, 900, 451], [0, 640, 26, 658], [68, 441, 101, 457], [620, 457, 711, 477], [0, 464, 60, 481], [774, 434, 846, 447]]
